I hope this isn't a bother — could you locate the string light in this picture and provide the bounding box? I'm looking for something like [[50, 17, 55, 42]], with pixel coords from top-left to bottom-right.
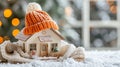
[[0, 21, 2, 27], [0, 36, 3, 44], [4, 9, 12, 18], [12, 29, 20, 37], [12, 18, 20, 26]]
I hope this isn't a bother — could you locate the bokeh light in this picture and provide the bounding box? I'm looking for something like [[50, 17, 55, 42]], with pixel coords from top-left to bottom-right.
[[0, 36, 3, 44], [12, 29, 20, 37], [110, 5, 117, 14], [4, 9, 12, 18], [65, 6, 73, 16], [12, 18, 20, 26], [107, 0, 114, 6], [0, 21, 2, 27]]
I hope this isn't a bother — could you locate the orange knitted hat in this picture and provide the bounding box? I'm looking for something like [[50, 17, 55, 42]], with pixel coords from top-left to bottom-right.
[[23, 3, 59, 35]]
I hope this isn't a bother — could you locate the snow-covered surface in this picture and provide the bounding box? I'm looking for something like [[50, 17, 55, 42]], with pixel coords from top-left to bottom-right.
[[0, 50, 120, 67]]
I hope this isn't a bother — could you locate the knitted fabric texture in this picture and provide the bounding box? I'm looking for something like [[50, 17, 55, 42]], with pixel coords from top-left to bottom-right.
[[23, 10, 59, 35]]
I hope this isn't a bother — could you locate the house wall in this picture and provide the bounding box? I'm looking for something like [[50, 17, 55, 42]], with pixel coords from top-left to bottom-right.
[[25, 29, 62, 57], [25, 37, 40, 56]]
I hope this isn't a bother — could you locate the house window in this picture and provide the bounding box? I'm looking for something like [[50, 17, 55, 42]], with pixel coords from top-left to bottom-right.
[[30, 43, 36, 51], [51, 43, 58, 52]]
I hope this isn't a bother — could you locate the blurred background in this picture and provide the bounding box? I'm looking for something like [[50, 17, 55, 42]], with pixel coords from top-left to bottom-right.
[[0, 0, 119, 49]]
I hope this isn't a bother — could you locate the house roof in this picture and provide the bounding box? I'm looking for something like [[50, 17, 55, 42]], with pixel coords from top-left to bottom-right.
[[15, 28, 64, 41], [50, 29, 64, 40], [15, 29, 32, 41]]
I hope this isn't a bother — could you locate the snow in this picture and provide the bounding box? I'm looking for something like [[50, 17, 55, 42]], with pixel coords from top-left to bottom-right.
[[0, 50, 120, 67]]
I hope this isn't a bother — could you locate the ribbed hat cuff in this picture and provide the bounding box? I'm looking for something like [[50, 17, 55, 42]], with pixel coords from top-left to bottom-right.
[[23, 20, 59, 35]]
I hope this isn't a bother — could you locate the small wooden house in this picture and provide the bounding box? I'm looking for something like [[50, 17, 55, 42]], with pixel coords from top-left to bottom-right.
[[15, 29, 64, 57]]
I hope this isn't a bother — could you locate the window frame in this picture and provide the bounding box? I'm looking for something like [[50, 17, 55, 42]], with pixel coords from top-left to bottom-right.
[[80, 0, 120, 50], [51, 43, 58, 52], [29, 43, 37, 51]]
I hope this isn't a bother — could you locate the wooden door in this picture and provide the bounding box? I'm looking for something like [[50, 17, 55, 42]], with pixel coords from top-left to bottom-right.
[[40, 43, 48, 57]]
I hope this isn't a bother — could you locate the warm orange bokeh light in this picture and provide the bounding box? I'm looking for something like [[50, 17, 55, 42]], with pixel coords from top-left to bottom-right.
[[110, 5, 117, 14], [12, 18, 20, 26], [65, 6, 73, 16], [0, 21, 2, 27], [107, 0, 114, 6], [0, 36, 3, 44], [12, 29, 20, 37], [4, 9, 12, 18]]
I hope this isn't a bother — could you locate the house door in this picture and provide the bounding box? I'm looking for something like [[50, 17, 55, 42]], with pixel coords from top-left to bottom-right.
[[40, 43, 48, 57]]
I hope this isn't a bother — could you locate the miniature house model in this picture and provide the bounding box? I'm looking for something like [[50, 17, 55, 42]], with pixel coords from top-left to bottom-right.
[[14, 3, 65, 58], [15, 29, 64, 57]]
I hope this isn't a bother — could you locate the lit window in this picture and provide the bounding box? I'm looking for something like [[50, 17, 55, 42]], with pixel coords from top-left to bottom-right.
[[30, 43, 36, 51], [51, 43, 58, 52]]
